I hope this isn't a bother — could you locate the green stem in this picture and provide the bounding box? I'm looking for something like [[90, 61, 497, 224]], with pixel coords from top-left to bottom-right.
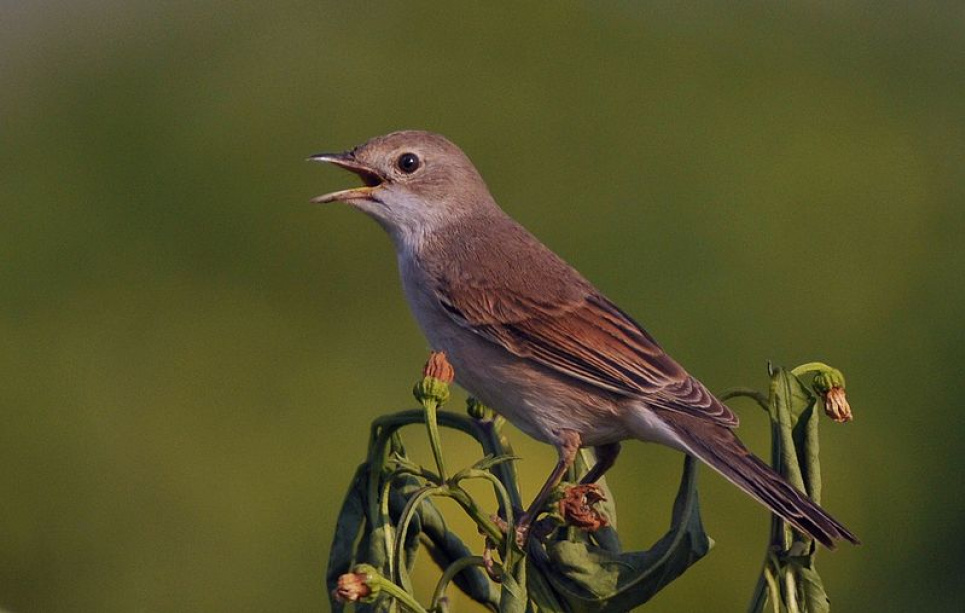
[[422, 399, 449, 482], [450, 469, 516, 566], [447, 486, 505, 549], [394, 485, 445, 591], [720, 387, 771, 413], [747, 569, 768, 613], [790, 362, 834, 378], [784, 564, 799, 613], [804, 398, 822, 505], [763, 559, 781, 613], [372, 409, 522, 511], [373, 575, 431, 613], [429, 556, 495, 610], [380, 477, 398, 579]]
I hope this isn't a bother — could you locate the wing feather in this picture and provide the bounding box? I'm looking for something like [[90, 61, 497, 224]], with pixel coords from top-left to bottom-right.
[[436, 285, 738, 428]]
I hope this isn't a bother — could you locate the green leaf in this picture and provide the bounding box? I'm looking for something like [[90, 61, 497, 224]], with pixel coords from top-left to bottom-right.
[[498, 561, 530, 613], [767, 366, 814, 543], [529, 456, 712, 612], [775, 367, 818, 424], [793, 560, 831, 613]]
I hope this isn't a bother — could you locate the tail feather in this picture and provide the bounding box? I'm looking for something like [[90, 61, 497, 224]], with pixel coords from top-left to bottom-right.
[[658, 411, 859, 548]]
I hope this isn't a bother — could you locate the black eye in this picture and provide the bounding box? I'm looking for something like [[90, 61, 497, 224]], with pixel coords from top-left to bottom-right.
[[397, 152, 420, 174]]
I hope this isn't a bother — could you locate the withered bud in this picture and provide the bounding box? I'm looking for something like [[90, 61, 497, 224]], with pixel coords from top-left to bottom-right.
[[559, 484, 609, 532], [823, 386, 853, 423], [333, 570, 372, 603], [422, 351, 455, 383], [811, 368, 853, 423]]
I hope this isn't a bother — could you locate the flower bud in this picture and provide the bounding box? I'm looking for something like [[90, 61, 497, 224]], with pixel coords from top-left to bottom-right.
[[414, 352, 454, 406], [822, 386, 853, 423], [422, 351, 455, 383], [812, 368, 845, 395], [332, 564, 379, 603], [466, 396, 491, 420], [812, 368, 853, 423], [413, 378, 451, 406]]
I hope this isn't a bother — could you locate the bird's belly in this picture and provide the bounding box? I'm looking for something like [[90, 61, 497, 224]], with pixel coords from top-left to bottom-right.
[[452, 350, 630, 447], [399, 258, 627, 448]]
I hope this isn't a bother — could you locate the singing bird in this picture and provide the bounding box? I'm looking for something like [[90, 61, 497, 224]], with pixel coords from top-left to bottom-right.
[[310, 130, 858, 548]]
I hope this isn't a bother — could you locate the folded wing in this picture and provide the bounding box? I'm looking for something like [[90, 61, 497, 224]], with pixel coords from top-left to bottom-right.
[[434, 283, 738, 429]]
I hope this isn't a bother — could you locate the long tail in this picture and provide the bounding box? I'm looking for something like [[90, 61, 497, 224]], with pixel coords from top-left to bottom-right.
[[657, 410, 859, 548]]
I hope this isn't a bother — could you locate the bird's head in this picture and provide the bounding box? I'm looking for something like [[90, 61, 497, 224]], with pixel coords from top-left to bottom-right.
[[310, 131, 494, 243]]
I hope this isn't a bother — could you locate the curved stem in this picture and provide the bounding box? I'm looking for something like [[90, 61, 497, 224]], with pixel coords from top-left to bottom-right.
[[394, 485, 445, 591], [373, 575, 431, 613], [380, 477, 398, 578], [790, 362, 833, 378], [429, 556, 496, 610], [446, 486, 505, 549], [720, 387, 771, 413], [372, 410, 523, 518], [450, 470, 516, 566]]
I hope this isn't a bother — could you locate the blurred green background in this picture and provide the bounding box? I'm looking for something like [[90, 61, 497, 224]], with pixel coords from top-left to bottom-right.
[[2, 1, 962, 611]]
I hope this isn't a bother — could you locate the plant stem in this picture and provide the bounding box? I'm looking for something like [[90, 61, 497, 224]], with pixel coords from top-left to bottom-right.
[[784, 564, 799, 613], [763, 561, 781, 613], [429, 556, 493, 610], [423, 399, 449, 482], [720, 387, 771, 413], [375, 576, 432, 613], [790, 362, 833, 378], [447, 486, 505, 548]]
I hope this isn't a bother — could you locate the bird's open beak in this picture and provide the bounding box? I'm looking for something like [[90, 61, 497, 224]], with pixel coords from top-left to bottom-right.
[[308, 152, 385, 204]]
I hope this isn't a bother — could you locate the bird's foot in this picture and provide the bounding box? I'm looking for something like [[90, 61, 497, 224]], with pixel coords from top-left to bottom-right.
[[491, 511, 534, 549]]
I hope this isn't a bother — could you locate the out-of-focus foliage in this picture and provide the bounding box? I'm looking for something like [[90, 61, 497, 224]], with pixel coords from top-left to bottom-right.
[[1, 2, 962, 611]]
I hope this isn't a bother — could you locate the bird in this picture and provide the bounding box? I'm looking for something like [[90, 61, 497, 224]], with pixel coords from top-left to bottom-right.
[[309, 130, 858, 548]]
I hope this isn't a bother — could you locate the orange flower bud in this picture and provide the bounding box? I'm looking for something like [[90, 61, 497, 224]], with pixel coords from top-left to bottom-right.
[[333, 570, 372, 603], [422, 351, 455, 383]]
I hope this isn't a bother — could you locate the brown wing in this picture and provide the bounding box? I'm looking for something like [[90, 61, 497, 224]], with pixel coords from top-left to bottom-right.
[[435, 284, 739, 428]]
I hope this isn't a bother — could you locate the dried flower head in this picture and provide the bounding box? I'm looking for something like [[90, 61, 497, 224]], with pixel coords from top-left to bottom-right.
[[812, 368, 853, 423], [823, 386, 853, 423], [333, 570, 372, 603], [559, 484, 609, 532]]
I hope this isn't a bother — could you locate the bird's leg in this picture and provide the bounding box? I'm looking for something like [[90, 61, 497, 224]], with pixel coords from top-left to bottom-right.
[[580, 442, 621, 484], [516, 429, 581, 543]]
